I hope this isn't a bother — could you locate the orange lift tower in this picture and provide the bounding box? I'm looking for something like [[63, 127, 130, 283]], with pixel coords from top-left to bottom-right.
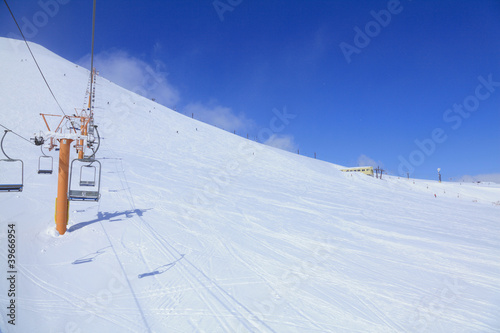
[[38, 107, 96, 235], [38, 63, 99, 235], [56, 137, 73, 233]]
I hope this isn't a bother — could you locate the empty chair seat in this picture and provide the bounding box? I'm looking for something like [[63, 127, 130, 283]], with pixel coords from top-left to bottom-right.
[[0, 184, 23, 192], [68, 190, 100, 201], [38, 155, 53, 174]]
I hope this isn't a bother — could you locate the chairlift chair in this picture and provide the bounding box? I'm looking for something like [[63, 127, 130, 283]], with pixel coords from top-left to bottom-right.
[[79, 164, 96, 186], [38, 146, 53, 174], [68, 158, 101, 201], [0, 159, 24, 192], [0, 130, 24, 192], [38, 156, 53, 174]]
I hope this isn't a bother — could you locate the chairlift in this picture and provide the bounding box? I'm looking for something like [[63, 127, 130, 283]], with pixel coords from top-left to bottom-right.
[[38, 146, 53, 174], [68, 158, 101, 201], [0, 130, 24, 192]]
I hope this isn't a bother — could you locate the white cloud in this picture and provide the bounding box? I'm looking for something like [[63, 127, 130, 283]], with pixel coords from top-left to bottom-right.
[[264, 134, 297, 152], [457, 173, 500, 183], [184, 102, 254, 132], [357, 154, 382, 168], [76, 49, 299, 153], [77, 50, 180, 107]]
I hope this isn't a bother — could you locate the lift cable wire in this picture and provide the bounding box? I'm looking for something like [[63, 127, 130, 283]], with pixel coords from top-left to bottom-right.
[[3, 0, 67, 117], [3, 0, 78, 134], [0, 123, 35, 146]]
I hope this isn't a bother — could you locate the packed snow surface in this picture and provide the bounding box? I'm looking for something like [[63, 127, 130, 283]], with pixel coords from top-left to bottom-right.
[[0, 38, 499, 332]]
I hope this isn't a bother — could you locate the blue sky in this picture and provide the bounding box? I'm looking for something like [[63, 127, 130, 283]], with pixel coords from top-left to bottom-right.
[[1, 0, 499, 181]]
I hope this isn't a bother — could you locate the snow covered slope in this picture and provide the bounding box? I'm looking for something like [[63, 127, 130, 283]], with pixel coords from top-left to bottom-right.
[[0, 37, 499, 332]]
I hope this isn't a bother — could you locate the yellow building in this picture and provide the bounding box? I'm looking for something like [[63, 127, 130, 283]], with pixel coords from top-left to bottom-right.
[[340, 166, 374, 176]]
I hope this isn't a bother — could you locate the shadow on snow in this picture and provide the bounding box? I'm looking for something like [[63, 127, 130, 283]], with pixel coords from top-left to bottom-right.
[[68, 208, 151, 233], [138, 255, 185, 279], [72, 246, 111, 265]]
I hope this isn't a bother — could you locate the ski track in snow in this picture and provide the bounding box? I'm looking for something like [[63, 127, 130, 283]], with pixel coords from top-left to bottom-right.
[[99, 148, 275, 332]]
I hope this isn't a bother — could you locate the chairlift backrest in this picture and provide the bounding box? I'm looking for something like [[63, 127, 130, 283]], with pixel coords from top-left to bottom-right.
[[80, 164, 96, 186], [38, 155, 53, 174], [0, 131, 24, 192], [0, 159, 24, 192]]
